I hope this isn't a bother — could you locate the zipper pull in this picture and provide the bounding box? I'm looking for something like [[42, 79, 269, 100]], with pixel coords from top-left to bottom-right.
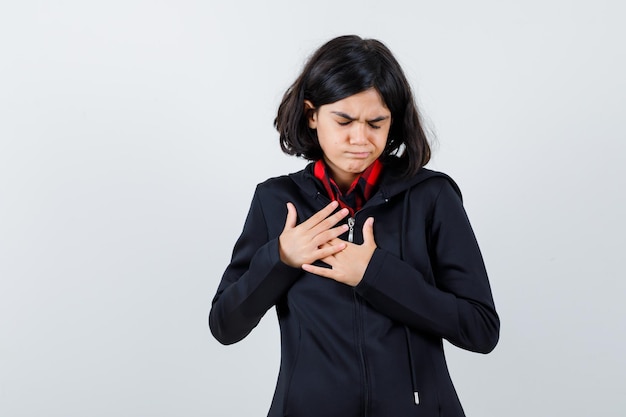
[[347, 217, 355, 243]]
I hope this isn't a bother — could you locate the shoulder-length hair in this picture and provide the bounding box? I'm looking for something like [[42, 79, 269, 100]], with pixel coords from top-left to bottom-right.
[[274, 35, 431, 178]]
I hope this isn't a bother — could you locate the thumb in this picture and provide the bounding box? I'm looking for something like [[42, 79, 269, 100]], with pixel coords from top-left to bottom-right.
[[362, 217, 376, 246], [283, 202, 297, 230]]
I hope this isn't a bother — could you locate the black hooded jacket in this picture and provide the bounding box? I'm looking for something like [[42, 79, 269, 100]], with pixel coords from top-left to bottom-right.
[[209, 163, 499, 417]]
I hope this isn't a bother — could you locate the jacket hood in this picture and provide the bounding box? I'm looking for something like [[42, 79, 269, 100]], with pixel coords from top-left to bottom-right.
[[289, 162, 462, 202]]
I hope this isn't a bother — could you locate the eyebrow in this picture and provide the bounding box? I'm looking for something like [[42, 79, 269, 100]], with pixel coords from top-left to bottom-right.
[[331, 111, 390, 123]]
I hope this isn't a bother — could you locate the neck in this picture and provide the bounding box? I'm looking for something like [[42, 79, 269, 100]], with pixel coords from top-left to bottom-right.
[[329, 172, 357, 194]]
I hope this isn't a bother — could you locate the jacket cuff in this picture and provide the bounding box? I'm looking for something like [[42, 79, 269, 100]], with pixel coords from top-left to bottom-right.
[[355, 248, 387, 295]]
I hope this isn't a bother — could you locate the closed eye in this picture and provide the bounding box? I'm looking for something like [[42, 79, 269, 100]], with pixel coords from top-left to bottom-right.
[[337, 120, 381, 129], [331, 111, 389, 129]]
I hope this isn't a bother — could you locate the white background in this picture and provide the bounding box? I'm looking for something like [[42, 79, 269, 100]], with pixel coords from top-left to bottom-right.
[[1, 1, 625, 416]]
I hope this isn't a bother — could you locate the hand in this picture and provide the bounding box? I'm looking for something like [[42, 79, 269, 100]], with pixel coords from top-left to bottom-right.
[[279, 201, 350, 268], [302, 217, 377, 287]]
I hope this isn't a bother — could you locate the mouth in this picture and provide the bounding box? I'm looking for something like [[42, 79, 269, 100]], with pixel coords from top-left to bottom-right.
[[346, 151, 371, 159]]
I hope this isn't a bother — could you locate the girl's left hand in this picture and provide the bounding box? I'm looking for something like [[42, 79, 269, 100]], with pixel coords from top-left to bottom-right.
[[302, 217, 377, 287]]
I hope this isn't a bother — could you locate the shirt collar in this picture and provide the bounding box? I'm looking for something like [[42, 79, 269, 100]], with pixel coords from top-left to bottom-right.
[[313, 159, 383, 216]]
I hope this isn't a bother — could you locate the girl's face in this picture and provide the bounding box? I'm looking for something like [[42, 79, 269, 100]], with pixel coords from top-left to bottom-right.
[[306, 89, 391, 190]]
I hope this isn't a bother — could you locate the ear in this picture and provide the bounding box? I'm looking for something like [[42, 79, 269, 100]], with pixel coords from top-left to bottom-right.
[[304, 100, 317, 129]]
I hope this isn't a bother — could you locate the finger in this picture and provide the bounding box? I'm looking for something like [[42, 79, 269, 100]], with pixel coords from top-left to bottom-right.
[[302, 263, 336, 279], [313, 241, 346, 259], [362, 217, 376, 246], [314, 224, 349, 246], [300, 200, 341, 229], [310, 207, 350, 236], [283, 202, 297, 231], [317, 241, 332, 250], [325, 237, 345, 247]]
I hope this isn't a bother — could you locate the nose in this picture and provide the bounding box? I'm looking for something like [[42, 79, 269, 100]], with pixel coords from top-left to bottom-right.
[[349, 122, 368, 145]]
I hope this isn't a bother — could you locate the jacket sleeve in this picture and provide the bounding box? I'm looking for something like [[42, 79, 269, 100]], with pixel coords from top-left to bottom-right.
[[209, 186, 302, 345], [355, 179, 500, 353]]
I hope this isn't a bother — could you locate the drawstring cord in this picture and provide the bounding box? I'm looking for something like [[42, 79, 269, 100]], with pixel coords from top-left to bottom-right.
[[400, 190, 420, 405], [404, 327, 420, 405]]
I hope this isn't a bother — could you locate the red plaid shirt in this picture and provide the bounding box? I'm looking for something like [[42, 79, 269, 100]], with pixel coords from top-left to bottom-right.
[[313, 159, 383, 216]]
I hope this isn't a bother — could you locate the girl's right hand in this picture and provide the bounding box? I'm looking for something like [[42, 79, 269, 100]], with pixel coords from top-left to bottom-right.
[[279, 201, 349, 268]]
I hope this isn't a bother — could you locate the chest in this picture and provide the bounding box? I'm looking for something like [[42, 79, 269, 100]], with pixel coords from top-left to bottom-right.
[[264, 189, 436, 283]]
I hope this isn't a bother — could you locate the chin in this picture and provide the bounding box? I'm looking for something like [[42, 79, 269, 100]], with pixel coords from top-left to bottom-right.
[[349, 162, 373, 172], [345, 165, 366, 173]]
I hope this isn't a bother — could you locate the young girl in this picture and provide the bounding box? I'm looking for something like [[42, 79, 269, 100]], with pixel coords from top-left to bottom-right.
[[209, 35, 499, 417]]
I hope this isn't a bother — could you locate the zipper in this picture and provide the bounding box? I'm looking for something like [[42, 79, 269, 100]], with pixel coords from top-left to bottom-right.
[[347, 217, 355, 243], [315, 191, 388, 244], [353, 292, 370, 416], [315, 193, 356, 243]]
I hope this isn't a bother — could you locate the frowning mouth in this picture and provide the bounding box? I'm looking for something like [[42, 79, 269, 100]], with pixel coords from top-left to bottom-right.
[[346, 151, 371, 158]]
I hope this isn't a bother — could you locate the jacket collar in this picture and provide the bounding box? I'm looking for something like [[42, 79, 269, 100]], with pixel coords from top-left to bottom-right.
[[290, 161, 462, 202]]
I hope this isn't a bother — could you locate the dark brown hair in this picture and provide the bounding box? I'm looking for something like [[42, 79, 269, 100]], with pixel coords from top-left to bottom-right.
[[274, 35, 431, 177]]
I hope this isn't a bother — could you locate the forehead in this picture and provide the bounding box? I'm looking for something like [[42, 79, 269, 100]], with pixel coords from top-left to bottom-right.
[[323, 89, 390, 115]]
